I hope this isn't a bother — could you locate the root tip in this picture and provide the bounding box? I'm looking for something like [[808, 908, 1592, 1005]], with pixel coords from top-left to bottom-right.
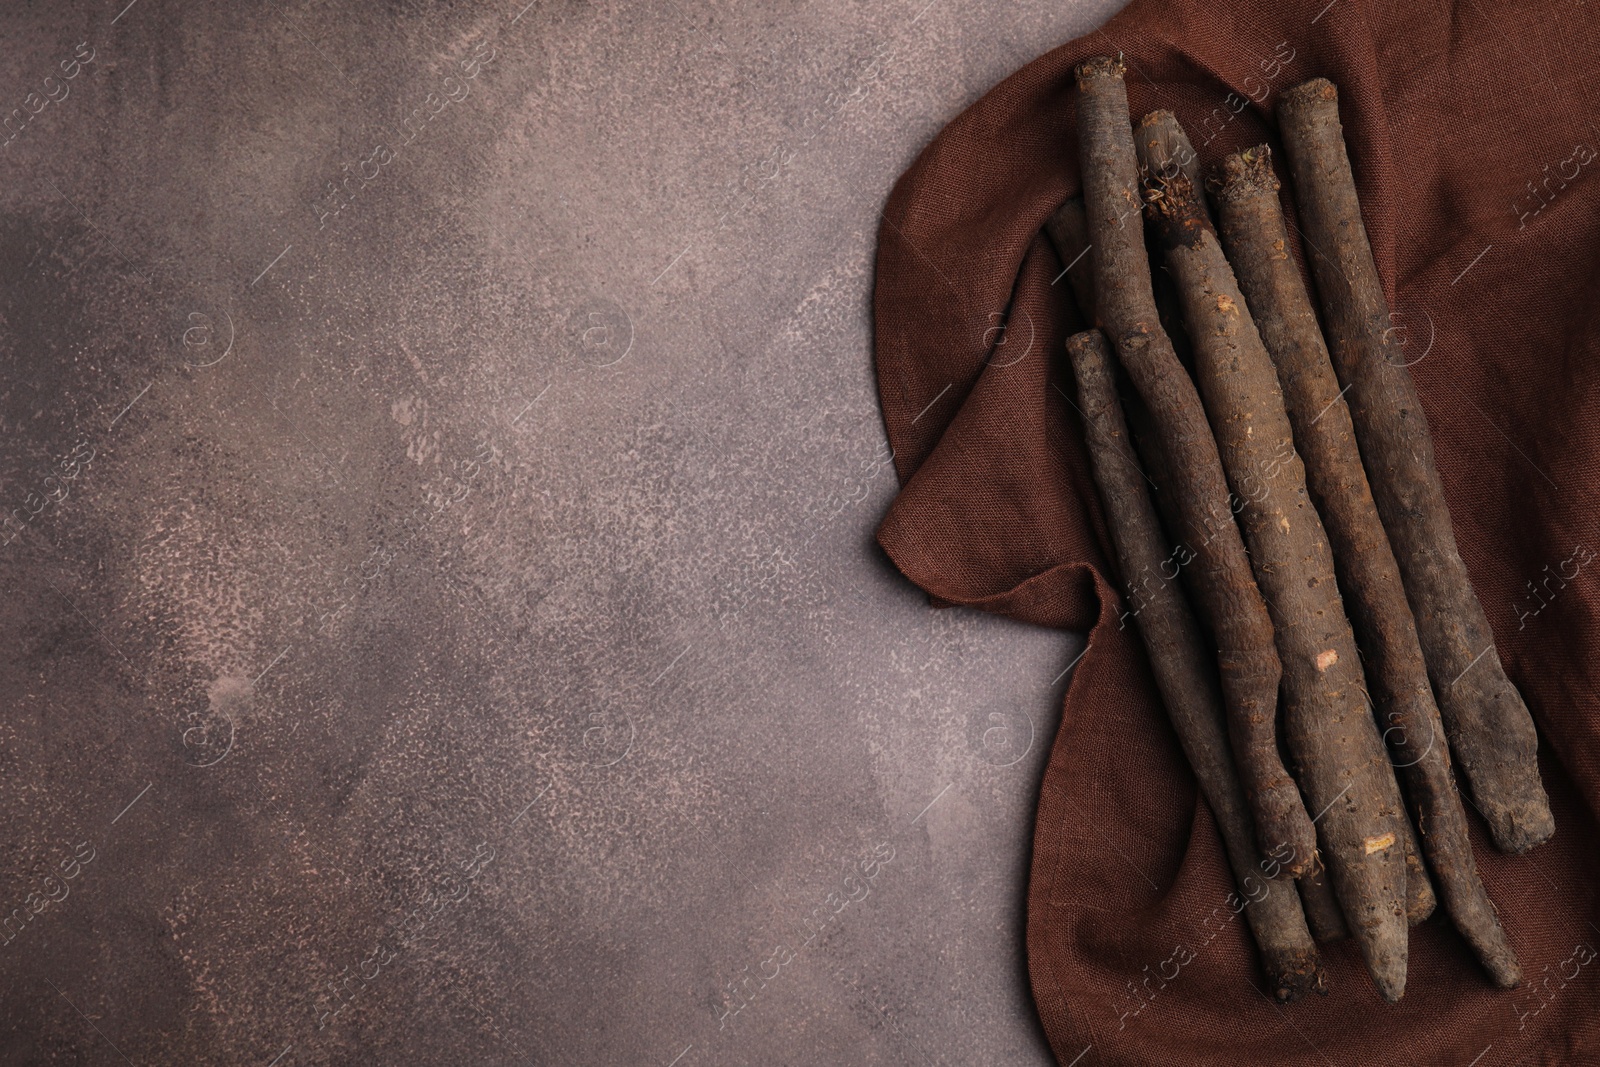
[[1136, 108, 1179, 130], [1283, 77, 1338, 105], [1365, 950, 1408, 1004], [1265, 948, 1326, 1003], [1484, 800, 1556, 854], [1075, 55, 1126, 86], [1213, 146, 1280, 199], [1491, 959, 1523, 990]]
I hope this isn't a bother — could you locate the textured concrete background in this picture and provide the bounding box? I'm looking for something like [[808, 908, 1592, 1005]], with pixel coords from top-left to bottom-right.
[[0, 0, 1123, 1063]]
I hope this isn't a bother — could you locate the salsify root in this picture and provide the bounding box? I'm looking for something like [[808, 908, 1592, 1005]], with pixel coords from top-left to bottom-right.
[[1397, 816, 1437, 926], [1133, 109, 1410, 1002], [1297, 863, 1350, 943], [1074, 57, 1316, 879], [1048, 198, 1203, 643], [1214, 142, 1516, 986], [1045, 196, 1099, 326], [1066, 327, 1325, 1001], [1276, 78, 1553, 856]]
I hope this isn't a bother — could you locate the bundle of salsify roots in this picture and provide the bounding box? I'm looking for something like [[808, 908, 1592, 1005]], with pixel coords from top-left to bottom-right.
[[1049, 57, 1553, 1003]]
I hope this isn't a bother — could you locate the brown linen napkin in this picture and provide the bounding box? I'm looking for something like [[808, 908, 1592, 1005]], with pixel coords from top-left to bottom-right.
[[872, 1, 1600, 1062]]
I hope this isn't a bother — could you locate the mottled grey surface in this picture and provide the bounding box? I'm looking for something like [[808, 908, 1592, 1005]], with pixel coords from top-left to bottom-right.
[[0, 1, 1120, 1063]]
